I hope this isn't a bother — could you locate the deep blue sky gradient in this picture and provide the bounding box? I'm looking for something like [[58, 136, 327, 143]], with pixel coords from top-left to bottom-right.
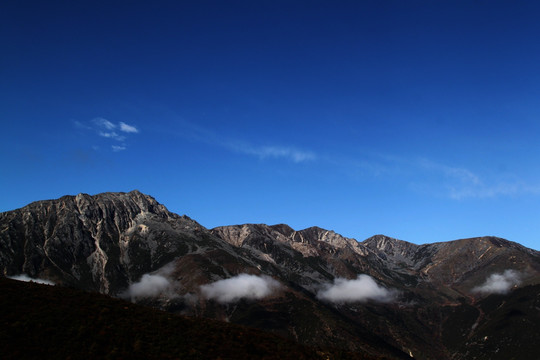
[[2, 1, 540, 248]]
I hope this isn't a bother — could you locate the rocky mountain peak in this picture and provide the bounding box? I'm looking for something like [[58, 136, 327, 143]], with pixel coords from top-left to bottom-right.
[[362, 235, 420, 265], [363, 234, 417, 251], [292, 226, 360, 250], [74, 190, 171, 218], [0, 191, 208, 294], [268, 223, 295, 236]]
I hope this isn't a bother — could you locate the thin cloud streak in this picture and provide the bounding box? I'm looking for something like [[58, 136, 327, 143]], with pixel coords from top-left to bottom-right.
[[446, 179, 540, 200], [94, 117, 116, 130], [399, 156, 540, 200], [112, 145, 126, 152], [170, 119, 316, 163], [165, 118, 540, 198], [417, 158, 481, 185], [120, 122, 139, 133], [99, 131, 125, 141], [93, 118, 139, 134], [228, 142, 316, 163]]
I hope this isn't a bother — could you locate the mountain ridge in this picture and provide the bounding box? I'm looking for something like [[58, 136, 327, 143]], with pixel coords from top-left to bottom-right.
[[8, 189, 534, 251], [2, 190, 540, 359]]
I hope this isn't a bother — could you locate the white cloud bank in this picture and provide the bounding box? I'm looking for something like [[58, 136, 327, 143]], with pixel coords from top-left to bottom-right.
[[8, 274, 54, 285], [317, 275, 396, 303], [200, 274, 281, 303], [472, 270, 521, 295]]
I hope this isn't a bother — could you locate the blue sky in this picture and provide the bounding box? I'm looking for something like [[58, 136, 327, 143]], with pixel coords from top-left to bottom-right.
[[2, 1, 540, 249]]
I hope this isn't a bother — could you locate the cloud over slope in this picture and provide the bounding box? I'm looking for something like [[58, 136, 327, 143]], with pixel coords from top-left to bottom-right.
[[200, 274, 281, 303], [317, 275, 396, 303], [127, 273, 172, 298], [473, 270, 521, 294], [123, 264, 177, 299]]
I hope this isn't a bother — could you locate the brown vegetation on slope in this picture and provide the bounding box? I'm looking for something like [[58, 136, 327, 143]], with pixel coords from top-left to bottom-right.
[[0, 277, 390, 360]]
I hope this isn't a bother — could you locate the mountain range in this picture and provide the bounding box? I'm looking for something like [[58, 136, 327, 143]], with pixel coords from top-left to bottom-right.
[[1, 190, 540, 359]]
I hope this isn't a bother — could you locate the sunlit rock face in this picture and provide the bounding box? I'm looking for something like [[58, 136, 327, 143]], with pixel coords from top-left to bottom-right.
[[2, 191, 540, 360], [0, 190, 222, 294]]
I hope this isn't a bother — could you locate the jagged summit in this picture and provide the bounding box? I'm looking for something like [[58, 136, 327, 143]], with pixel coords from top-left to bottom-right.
[[363, 234, 418, 254], [14, 190, 170, 220], [0, 191, 207, 293]]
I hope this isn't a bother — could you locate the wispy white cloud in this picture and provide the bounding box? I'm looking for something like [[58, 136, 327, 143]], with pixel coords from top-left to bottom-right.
[[472, 270, 521, 294], [397, 157, 540, 200], [163, 118, 539, 195], [229, 142, 316, 163], [76, 117, 140, 152], [120, 122, 139, 133], [93, 118, 138, 137], [317, 275, 396, 303], [417, 158, 481, 185], [445, 178, 540, 200], [99, 131, 125, 141], [169, 119, 316, 164], [200, 274, 281, 303], [112, 145, 126, 152], [94, 117, 116, 130]]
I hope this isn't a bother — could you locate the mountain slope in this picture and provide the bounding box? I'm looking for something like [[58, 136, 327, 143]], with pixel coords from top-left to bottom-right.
[[2, 191, 540, 359], [0, 276, 371, 360], [0, 191, 274, 295], [0, 191, 410, 359]]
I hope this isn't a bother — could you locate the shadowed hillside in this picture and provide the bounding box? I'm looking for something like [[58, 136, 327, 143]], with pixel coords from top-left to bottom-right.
[[0, 276, 388, 360]]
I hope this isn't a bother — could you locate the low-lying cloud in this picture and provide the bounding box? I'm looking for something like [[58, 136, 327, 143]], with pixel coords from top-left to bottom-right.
[[317, 275, 396, 303], [8, 274, 54, 285], [126, 273, 173, 299], [472, 270, 521, 294], [200, 274, 281, 303], [123, 264, 177, 300]]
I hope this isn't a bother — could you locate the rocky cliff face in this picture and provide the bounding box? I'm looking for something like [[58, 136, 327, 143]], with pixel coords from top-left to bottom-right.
[[2, 191, 540, 360], [0, 191, 246, 294]]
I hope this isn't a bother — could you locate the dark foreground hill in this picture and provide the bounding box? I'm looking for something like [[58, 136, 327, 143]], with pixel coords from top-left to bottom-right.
[[0, 276, 381, 360]]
